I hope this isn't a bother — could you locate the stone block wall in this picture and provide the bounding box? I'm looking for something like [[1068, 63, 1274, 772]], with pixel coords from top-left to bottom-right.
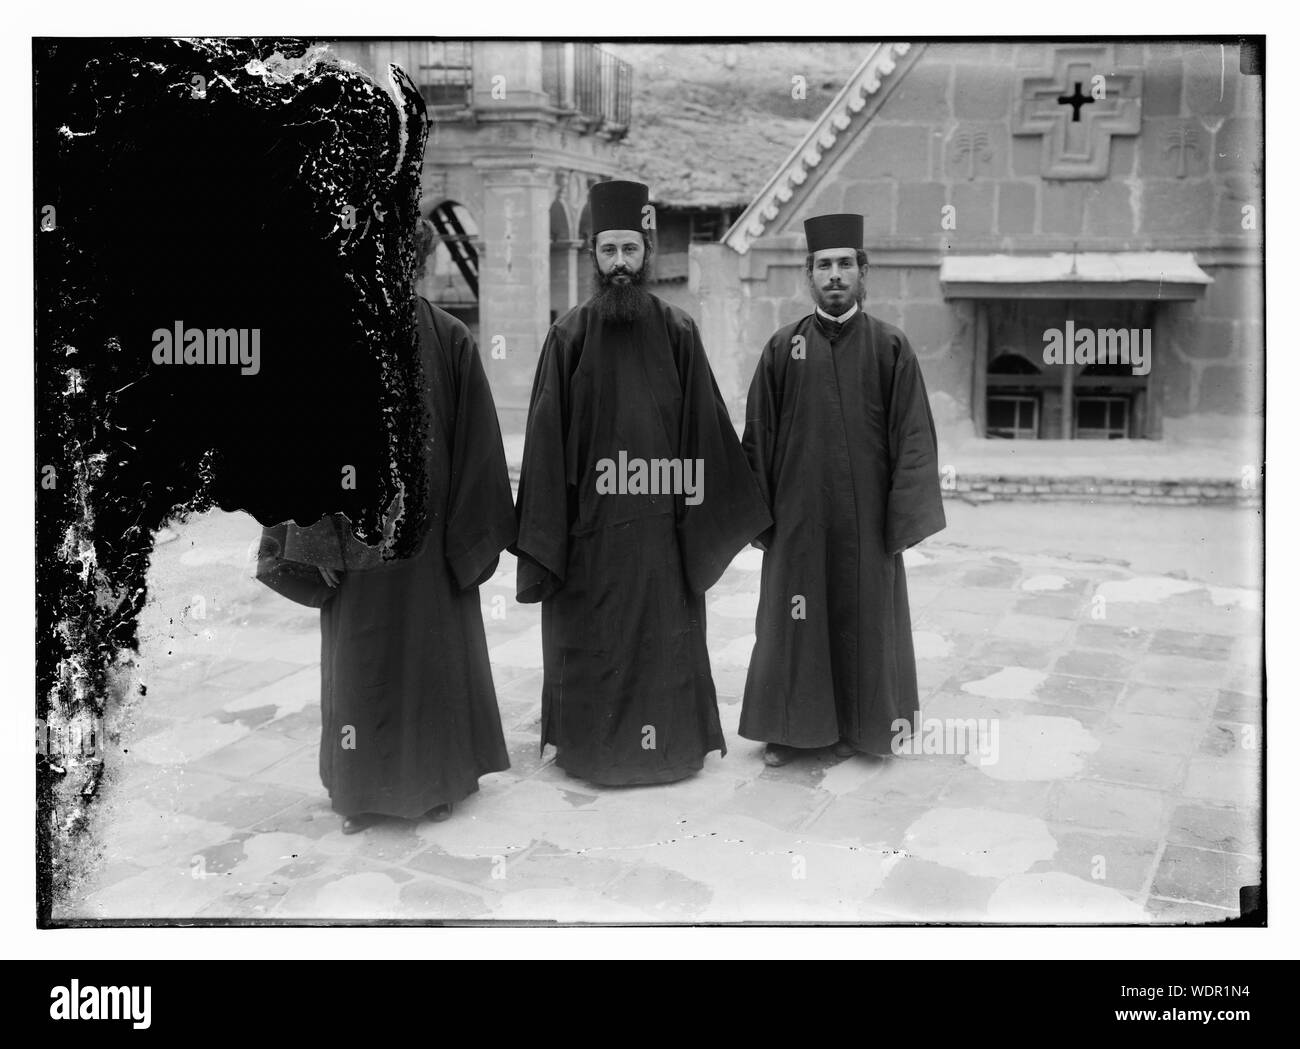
[[696, 41, 1263, 442]]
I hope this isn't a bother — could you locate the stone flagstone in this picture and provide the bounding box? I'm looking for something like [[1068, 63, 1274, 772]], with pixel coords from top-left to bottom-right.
[[54, 507, 1263, 925], [903, 806, 1058, 879]]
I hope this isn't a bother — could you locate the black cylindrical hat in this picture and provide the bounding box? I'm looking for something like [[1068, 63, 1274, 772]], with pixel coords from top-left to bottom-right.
[[590, 180, 650, 234], [803, 213, 864, 253]]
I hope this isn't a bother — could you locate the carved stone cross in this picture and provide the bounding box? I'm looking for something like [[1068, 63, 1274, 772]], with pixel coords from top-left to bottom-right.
[[1014, 46, 1143, 179], [1056, 81, 1094, 122]]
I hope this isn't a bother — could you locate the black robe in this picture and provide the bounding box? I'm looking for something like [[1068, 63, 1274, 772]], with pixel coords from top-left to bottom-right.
[[739, 309, 946, 754], [513, 293, 771, 786], [257, 297, 514, 817]]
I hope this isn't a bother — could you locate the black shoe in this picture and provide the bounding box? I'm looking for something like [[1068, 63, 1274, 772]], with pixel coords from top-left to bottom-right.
[[424, 803, 453, 822], [341, 814, 377, 835], [763, 743, 799, 767], [832, 739, 856, 759]]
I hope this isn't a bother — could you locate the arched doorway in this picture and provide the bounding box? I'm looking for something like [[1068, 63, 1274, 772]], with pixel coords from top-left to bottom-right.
[[576, 201, 593, 305], [549, 199, 578, 323]]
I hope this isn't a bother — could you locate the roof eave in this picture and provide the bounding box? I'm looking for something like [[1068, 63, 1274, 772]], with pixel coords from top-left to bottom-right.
[[722, 42, 919, 255]]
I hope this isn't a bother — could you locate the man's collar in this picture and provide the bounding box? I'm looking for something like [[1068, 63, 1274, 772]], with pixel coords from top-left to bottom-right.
[[815, 302, 859, 325]]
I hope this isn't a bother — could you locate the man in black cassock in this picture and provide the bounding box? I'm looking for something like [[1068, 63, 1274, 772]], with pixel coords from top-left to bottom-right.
[[740, 213, 946, 767], [258, 220, 514, 832], [513, 180, 770, 786]]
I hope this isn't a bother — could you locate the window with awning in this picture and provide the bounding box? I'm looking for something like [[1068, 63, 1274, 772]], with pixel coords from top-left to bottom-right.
[[941, 252, 1212, 440]]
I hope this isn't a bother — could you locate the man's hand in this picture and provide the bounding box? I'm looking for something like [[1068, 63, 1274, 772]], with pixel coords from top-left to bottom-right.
[[319, 567, 341, 588]]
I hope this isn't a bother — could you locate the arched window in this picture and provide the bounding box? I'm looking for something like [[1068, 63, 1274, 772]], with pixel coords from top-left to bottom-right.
[[986, 352, 1042, 439], [989, 352, 1042, 375], [1075, 360, 1142, 439], [977, 301, 1153, 439]]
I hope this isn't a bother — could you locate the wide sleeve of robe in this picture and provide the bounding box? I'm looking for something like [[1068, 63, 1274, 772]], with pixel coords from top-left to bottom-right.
[[255, 518, 342, 607], [741, 336, 781, 551], [512, 325, 571, 603], [437, 307, 517, 591], [884, 337, 947, 556], [675, 315, 772, 594]]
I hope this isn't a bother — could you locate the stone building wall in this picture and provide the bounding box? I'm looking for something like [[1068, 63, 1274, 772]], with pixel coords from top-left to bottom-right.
[[694, 41, 1263, 443]]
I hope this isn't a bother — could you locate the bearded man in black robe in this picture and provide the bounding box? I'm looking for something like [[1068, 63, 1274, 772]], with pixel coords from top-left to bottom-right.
[[513, 180, 770, 786], [258, 219, 514, 832], [740, 213, 946, 768]]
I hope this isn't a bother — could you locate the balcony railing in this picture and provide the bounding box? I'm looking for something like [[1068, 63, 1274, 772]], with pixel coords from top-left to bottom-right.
[[543, 43, 632, 132]]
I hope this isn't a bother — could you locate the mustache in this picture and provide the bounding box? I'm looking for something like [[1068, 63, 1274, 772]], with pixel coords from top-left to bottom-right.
[[811, 271, 865, 309], [595, 262, 647, 287]]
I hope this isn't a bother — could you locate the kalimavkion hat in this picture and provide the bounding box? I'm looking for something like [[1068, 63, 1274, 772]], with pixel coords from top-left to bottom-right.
[[803, 213, 864, 253], [589, 180, 650, 235]]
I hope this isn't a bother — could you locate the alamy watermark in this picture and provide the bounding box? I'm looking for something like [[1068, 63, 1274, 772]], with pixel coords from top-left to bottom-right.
[[1042, 322, 1150, 376], [595, 450, 704, 506], [36, 715, 106, 762], [152, 321, 261, 375], [49, 981, 151, 1029], [891, 714, 1000, 766]]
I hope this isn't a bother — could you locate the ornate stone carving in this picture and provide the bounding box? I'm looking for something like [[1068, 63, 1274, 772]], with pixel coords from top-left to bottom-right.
[[1013, 45, 1142, 180], [951, 127, 994, 180], [724, 42, 916, 253], [1163, 122, 1202, 178]]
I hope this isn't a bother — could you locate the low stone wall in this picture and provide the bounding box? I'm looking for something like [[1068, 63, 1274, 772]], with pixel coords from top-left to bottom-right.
[[944, 475, 1261, 507]]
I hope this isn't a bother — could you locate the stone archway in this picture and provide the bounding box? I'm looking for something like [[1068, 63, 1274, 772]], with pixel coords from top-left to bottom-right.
[[549, 198, 578, 323], [576, 200, 593, 304]]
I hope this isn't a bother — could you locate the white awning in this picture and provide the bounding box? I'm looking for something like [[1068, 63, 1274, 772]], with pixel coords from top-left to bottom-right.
[[940, 252, 1213, 300]]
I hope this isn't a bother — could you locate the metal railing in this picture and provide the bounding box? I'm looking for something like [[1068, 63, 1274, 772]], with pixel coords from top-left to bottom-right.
[[543, 43, 632, 130]]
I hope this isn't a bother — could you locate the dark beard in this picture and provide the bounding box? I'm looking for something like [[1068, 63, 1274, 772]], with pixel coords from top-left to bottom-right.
[[809, 274, 867, 316], [591, 265, 651, 324]]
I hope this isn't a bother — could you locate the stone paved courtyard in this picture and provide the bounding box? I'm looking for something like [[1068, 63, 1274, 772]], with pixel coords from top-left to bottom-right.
[[56, 504, 1263, 924]]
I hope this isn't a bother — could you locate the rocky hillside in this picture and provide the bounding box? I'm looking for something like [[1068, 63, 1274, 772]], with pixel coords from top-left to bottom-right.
[[604, 42, 873, 207]]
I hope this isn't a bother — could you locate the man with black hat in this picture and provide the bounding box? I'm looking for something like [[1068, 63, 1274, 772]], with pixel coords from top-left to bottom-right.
[[513, 179, 770, 786], [739, 213, 946, 767]]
